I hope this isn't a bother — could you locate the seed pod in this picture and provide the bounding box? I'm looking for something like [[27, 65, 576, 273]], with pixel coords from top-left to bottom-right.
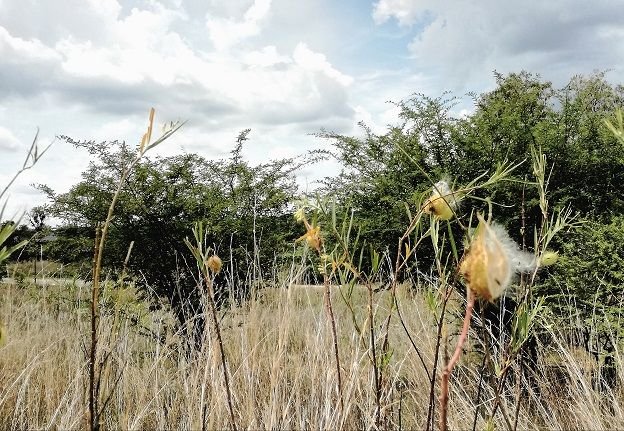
[[460, 214, 535, 301], [540, 251, 559, 266], [206, 255, 223, 274], [422, 181, 458, 220]]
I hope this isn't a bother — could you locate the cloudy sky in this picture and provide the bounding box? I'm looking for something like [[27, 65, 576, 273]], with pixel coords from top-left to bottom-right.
[[1, 0, 623, 217]]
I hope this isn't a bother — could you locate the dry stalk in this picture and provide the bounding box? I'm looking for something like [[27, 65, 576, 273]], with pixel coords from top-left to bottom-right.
[[203, 272, 238, 431], [87, 108, 182, 431], [88, 223, 101, 430], [367, 281, 380, 428], [426, 284, 453, 431], [323, 272, 344, 413]]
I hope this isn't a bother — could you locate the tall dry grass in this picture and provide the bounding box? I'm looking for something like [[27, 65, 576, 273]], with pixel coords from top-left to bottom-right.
[[0, 274, 622, 430]]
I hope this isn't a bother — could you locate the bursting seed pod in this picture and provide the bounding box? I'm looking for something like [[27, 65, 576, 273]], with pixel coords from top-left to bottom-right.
[[460, 214, 535, 301], [206, 255, 223, 274], [298, 223, 322, 252], [422, 180, 460, 220]]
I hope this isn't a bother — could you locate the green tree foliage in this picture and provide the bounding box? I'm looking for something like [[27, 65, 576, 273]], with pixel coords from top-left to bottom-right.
[[319, 71, 624, 355], [540, 216, 624, 323], [41, 131, 316, 309], [317, 94, 459, 262], [547, 73, 624, 217], [323, 72, 624, 246]]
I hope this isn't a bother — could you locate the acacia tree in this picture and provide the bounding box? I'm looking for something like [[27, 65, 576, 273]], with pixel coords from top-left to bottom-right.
[[317, 94, 459, 268], [322, 72, 624, 256], [41, 131, 318, 323]]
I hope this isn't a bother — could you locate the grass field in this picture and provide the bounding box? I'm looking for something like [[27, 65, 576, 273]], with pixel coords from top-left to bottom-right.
[[1, 274, 622, 430]]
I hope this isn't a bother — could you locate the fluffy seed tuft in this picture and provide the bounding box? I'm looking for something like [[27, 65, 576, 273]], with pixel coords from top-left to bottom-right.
[[460, 214, 535, 301], [206, 255, 223, 274], [422, 180, 460, 220]]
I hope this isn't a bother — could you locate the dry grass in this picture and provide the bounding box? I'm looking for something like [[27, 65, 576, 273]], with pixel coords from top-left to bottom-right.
[[0, 277, 623, 430]]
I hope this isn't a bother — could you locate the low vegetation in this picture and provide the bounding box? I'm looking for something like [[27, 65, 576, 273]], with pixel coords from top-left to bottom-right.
[[1, 280, 622, 429]]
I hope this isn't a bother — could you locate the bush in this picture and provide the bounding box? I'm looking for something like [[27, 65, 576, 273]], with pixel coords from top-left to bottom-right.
[[537, 215, 624, 367]]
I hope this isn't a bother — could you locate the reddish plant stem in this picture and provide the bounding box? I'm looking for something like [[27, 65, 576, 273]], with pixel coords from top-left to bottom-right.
[[439, 289, 475, 431]]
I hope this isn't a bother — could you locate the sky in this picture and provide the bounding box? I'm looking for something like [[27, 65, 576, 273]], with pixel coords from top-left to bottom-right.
[[1, 0, 623, 218]]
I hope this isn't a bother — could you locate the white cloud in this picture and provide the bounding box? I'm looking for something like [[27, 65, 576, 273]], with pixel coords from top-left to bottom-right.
[[86, 0, 122, 21], [372, 0, 424, 26], [293, 43, 353, 87], [243, 45, 291, 68], [0, 1, 355, 133], [206, 0, 272, 51], [55, 5, 192, 86], [0, 0, 122, 46], [0, 27, 60, 63], [0, 126, 21, 151], [91, 118, 143, 142], [373, 0, 624, 92]]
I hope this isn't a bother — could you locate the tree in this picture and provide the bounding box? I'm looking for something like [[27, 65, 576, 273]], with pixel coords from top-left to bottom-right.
[[41, 132, 319, 323], [317, 94, 461, 267]]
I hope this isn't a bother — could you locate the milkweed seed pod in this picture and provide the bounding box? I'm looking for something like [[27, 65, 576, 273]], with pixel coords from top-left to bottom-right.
[[540, 251, 559, 267], [460, 214, 535, 301], [294, 207, 306, 223], [422, 180, 459, 220], [298, 222, 322, 252], [206, 255, 223, 274]]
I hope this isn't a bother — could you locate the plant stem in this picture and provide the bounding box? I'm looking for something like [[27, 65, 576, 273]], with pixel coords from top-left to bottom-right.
[[368, 282, 381, 428], [471, 351, 487, 431], [439, 288, 475, 431], [394, 294, 431, 381], [89, 161, 133, 431], [89, 223, 101, 431], [425, 286, 452, 431], [204, 273, 237, 431], [324, 273, 344, 413]]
